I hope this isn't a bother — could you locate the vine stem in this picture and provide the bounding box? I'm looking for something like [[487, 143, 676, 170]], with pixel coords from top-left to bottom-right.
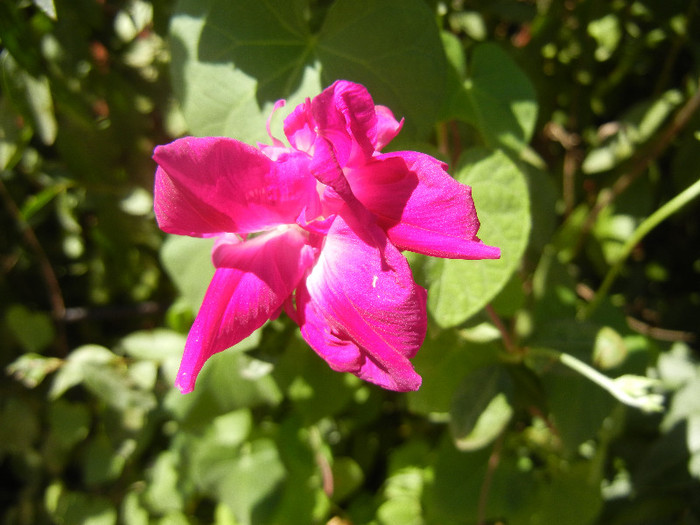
[[477, 432, 504, 525], [581, 176, 700, 319], [529, 348, 663, 412], [0, 177, 68, 356], [309, 425, 334, 497], [574, 78, 700, 257], [486, 304, 516, 354]]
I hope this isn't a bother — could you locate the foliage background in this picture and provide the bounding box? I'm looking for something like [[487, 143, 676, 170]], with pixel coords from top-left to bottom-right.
[[1, 0, 700, 523]]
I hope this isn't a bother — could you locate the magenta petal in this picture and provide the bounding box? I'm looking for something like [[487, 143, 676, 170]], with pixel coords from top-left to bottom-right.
[[298, 212, 426, 391], [346, 151, 501, 260], [311, 81, 377, 166], [373, 105, 403, 151], [153, 137, 317, 236], [175, 227, 315, 394], [212, 226, 315, 272], [283, 98, 316, 153]]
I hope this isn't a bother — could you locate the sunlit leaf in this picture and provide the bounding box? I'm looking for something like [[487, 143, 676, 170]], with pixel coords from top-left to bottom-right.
[[593, 326, 627, 369], [191, 437, 286, 525], [6, 353, 61, 388], [447, 43, 537, 155], [170, 0, 320, 142], [170, 0, 445, 140], [160, 235, 215, 312], [427, 149, 530, 327], [582, 90, 683, 174], [118, 328, 186, 362], [45, 483, 117, 525], [317, 0, 446, 138], [450, 365, 513, 451], [32, 0, 56, 20], [144, 451, 185, 514], [49, 345, 116, 400], [83, 432, 130, 486], [332, 457, 364, 503]]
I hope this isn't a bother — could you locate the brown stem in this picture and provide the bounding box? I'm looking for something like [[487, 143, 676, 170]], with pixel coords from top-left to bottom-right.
[[477, 433, 505, 525], [309, 426, 334, 497], [486, 304, 516, 354], [574, 78, 700, 257], [0, 178, 68, 356]]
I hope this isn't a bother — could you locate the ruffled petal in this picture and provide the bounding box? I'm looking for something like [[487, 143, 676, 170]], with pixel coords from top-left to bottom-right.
[[311, 80, 377, 167], [297, 211, 426, 391], [154, 137, 317, 236], [310, 136, 373, 223], [346, 151, 501, 260], [175, 227, 315, 393], [283, 98, 316, 154], [373, 105, 403, 151]]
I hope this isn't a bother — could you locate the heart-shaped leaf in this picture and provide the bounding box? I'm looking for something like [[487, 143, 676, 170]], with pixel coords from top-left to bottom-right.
[[169, 0, 446, 141], [427, 149, 531, 327]]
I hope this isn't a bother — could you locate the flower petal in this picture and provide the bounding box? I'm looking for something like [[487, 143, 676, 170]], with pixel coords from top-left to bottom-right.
[[283, 98, 316, 154], [175, 227, 315, 393], [154, 136, 317, 236], [311, 80, 377, 167], [297, 211, 426, 391], [373, 105, 403, 151], [346, 151, 501, 260]]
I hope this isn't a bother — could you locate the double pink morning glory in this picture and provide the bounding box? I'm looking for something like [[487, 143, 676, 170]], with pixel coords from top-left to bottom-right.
[[153, 80, 499, 393]]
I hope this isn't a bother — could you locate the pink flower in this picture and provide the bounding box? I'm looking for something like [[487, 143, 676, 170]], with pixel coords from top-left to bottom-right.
[[154, 80, 499, 393]]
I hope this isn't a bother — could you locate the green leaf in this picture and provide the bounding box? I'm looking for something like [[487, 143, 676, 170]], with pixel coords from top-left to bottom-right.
[[448, 43, 537, 155], [513, 461, 603, 525], [118, 328, 186, 362], [582, 90, 683, 174], [49, 345, 116, 399], [44, 483, 117, 525], [269, 415, 331, 523], [425, 439, 492, 522], [377, 498, 423, 525], [83, 432, 130, 486], [49, 345, 157, 428], [1, 50, 56, 145], [0, 94, 30, 170], [20, 182, 69, 221], [332, 457, 364, 503], [32, 0, 56, 20], [274, 334, 355, 423], [6, 353, 61, 388], [427, 149, 530, 327], [121, 492, 149, 525], [0, 397, 39, 454], [593, 326, 627, 369], [197, 0, 311, 102], [317, 0, 446, 138], [209, 409, 253, 448], [540, 358, 616, 453], [160, 235, 215, 311], [170, 0, 446, 141], [48, 400, 90, 450], [450, 366, 513, 451], [408, 334, 500, 418], [144, 451, 185, 514], [587, 14, 621, 61], [191, 438, 286, 525], [164, 335, 280, 427], [169, 0, 321, 142], [5, 304, 55, 353]]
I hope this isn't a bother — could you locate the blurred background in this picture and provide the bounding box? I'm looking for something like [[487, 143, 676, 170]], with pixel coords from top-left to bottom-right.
[[1, 0, 699, 523]]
